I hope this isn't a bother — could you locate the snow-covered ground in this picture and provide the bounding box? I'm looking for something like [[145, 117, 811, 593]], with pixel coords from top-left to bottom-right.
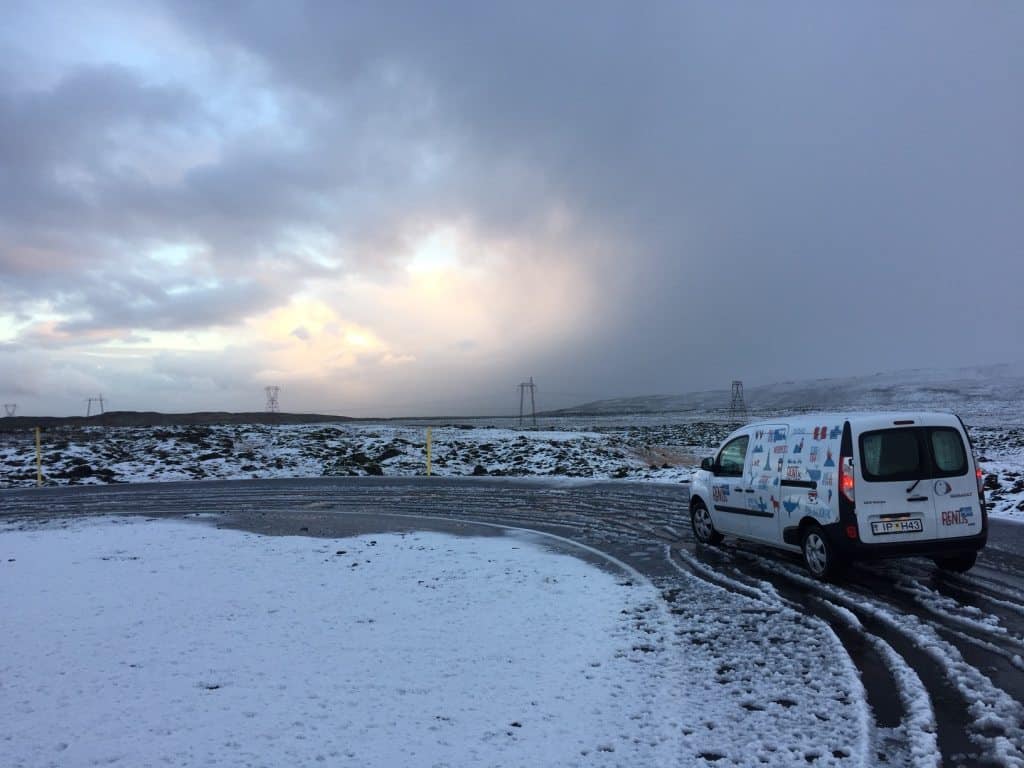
[[2, 417, 1022, 521], [1, 516, 871, 767]]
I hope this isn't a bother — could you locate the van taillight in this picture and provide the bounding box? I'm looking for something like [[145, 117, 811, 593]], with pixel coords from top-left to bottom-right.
[[839, 456, 855, 502], [976, 465, 984, 494]]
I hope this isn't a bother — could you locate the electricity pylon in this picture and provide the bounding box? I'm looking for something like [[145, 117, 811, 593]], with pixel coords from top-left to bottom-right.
[[729, 380, 746, 419], [518, 377, 537, 428], [265, 386, 280, 413]]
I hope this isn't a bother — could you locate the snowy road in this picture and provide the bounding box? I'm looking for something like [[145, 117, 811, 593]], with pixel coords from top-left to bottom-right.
[[3, 477, 1023, 767]]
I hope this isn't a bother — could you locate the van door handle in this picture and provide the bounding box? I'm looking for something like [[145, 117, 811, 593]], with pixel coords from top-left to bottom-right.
[[907, 496, 929, 503]]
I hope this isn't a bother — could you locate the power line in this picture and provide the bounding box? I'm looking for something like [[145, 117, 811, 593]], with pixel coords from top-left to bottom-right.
[[517, 377, 537, 428]]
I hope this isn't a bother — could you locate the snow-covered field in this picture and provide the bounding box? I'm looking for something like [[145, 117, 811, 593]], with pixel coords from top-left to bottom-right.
[[1, 516, 871, 767], [2, 417, 1023, 521]]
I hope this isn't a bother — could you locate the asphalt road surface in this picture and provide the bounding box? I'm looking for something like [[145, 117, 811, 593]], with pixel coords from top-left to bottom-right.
[[3, 477, 1023, 766]]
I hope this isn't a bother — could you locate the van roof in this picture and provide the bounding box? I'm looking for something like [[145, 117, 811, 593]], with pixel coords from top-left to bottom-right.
[[740, 411, 963, 430]]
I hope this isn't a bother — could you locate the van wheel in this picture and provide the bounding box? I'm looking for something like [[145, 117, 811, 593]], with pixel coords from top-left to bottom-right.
[[801, 524, 844, 581], [933, 553, 977, 573], [691, 501, 723, 545]]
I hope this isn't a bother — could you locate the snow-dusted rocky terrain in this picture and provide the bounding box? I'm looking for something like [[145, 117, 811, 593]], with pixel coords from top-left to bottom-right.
[[0, 420, 721, 488], [2, 416, 1023, 521]]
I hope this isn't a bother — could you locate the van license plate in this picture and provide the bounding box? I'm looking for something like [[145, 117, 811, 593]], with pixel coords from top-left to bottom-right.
[[871, 519, 923, 535]]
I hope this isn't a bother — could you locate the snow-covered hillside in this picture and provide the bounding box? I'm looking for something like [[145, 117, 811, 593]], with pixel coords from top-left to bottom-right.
[[551, 362, 1024, 425]]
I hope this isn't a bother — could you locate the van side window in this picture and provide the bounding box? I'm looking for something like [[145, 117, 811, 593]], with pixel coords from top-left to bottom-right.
[[717, 435, 749, 477], [930, 428, 967, 474]]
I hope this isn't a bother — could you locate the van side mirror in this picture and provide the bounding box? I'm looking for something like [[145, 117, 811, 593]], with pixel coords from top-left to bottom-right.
[[700, 457, 715, 472]]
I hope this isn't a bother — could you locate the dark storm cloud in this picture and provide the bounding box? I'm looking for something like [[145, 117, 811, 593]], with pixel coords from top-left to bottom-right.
[[162, 0, 1024, 396], [0, 62, 338, 335], [2, 1, 1022, 414], [0, 65, 197, 231]]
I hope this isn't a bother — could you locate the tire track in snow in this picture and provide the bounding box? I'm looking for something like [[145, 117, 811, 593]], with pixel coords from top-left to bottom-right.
[[669, 544, 923, 766], [743, 554, 1024, 767]]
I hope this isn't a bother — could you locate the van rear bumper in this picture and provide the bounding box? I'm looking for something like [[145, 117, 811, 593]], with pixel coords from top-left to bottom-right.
[[826, 524, 987, 560]]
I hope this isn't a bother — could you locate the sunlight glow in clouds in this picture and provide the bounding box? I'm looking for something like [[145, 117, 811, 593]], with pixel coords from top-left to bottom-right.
[[406, 226, 461, 275]]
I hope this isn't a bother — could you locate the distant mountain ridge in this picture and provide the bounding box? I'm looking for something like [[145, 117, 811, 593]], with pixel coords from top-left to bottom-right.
[[0, 411, 354, 430], [546, 363, 1024, 423]]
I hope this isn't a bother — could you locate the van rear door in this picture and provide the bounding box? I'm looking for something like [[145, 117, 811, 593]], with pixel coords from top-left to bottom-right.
[[925, 427, 983, 540], [854, 423, 980, 544]]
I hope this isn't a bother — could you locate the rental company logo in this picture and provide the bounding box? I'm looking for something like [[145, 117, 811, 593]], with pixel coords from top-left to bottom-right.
[[941, 506, 975, 526]]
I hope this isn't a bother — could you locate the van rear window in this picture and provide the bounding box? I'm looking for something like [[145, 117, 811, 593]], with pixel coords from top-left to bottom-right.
[[930, 428, 967, 474], [859, 427, 967, 482], [861, 430, 920, 479]]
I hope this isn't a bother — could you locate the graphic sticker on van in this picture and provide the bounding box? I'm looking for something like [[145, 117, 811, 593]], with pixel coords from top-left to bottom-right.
[[940, 507, 975, 526], [748, 496, 768, 514]]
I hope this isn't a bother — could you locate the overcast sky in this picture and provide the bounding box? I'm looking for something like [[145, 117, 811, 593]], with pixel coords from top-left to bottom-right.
[[1, 1, 1021, 417]]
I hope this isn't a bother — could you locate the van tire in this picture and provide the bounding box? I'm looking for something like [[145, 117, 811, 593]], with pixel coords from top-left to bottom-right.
[[691, 500, 723, 546], [801, 523, 844, 581], [933, 552, 977, 573]]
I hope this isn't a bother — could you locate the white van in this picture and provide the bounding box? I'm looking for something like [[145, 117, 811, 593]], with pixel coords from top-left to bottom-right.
[[685, 412, 987, 579]]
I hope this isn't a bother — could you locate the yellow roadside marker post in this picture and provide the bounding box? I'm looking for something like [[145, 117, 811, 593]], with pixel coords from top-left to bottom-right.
[[35, 427, 42, 487], [426, 428, 432, 477]]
